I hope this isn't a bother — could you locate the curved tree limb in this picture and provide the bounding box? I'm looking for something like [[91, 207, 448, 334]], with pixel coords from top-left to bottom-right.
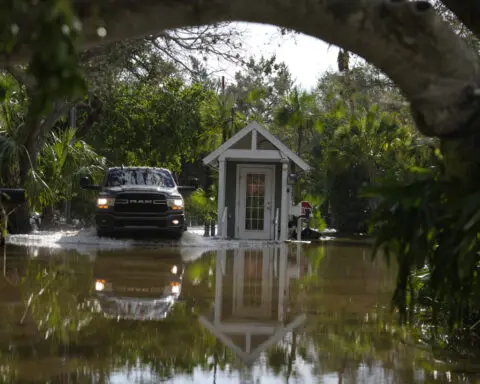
[[71, 0, 480, 138], [7, 0, 480, 138]]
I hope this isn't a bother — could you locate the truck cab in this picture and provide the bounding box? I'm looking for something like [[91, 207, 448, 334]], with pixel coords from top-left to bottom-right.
[[80, 167, 193, 238]]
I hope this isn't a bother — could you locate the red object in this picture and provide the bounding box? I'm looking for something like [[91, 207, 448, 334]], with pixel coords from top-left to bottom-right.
[[301, 201, 312, 216]]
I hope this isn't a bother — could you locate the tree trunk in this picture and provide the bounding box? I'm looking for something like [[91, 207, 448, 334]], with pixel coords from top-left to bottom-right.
[[76, 97, 103, 138], [440, 134, 480, 182], [40, 206, 55, 230], [297, 124, 303, 156]]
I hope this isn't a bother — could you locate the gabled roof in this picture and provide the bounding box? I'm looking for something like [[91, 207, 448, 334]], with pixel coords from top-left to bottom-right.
[[199, 314, 306, 366], [202, 121, 311, 171]]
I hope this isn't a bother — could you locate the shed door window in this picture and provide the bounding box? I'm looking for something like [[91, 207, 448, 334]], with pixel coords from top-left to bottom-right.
[[245, 173, 265, 231]]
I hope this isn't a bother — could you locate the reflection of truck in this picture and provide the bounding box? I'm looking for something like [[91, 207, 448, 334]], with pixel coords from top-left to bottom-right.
[[92, 251, 184, 321], [80, 167, 196, 238]]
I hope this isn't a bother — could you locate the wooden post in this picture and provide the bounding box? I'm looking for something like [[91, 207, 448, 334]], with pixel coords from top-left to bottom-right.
[[280, 161, 289, 241], [217, 159, 226, 237]]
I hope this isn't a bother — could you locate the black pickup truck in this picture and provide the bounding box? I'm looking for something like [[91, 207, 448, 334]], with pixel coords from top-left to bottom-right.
[[80, 167, 196, 238]]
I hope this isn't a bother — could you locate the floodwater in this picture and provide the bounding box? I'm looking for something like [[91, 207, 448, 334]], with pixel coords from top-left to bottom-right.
[[0, 228, 478, 383]]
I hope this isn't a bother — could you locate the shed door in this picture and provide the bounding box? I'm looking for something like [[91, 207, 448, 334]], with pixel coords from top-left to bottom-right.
[[237, 166, 274, 240]]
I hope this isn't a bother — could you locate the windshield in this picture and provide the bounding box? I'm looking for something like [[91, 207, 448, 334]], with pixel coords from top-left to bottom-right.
[[105, 168, 175, 188]]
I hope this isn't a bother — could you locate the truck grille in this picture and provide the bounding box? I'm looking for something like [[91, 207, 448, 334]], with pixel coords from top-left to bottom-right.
[[113, 193, 168, 213]]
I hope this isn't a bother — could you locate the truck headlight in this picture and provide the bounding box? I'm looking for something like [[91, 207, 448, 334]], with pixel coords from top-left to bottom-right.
[[97, 197, 115, 209], [167, 198, 184, 211], [95, 279, 105, 291]]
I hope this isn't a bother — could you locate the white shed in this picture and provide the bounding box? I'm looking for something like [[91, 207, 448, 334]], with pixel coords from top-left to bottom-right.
[[202, 121, 311, 240]]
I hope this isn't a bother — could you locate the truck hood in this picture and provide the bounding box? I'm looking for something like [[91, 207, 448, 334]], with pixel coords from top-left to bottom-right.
[[103, 185, 180, 196]]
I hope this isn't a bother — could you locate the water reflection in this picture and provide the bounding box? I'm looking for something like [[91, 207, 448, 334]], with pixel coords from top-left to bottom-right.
[[92, 251, 184, 320], [0, 243, 477, 383], [199, 247, 307, 368]]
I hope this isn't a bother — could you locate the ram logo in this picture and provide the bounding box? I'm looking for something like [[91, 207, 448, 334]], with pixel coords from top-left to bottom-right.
[[129, 200, 153, 204]]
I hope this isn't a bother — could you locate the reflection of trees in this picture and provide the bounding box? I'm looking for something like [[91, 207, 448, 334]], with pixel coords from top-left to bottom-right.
[[290, 244, 461, 383], [0, 249, 96, 383], [266, 331, 308, 381], [20, 253, 95, 343], [182, 250, 216, 312], [83, 304, 235, 380]]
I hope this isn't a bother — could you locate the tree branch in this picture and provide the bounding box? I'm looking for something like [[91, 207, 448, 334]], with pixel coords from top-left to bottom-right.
[[148, 39, 195, 73], [23, 100, 72, 166], [75, 0, 480, 137], [4, 65, 34, 93], [76, 96, 103, 138], [5, 0, 480, 137]]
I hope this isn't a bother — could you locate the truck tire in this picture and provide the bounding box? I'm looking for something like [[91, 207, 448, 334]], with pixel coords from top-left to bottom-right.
[[170, 230, 184, 240], [96, 229, 113, 238]]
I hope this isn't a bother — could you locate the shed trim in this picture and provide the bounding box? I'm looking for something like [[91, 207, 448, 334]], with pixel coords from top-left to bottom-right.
[[202, 121, 311, 171], [219, 149, 284, 162]]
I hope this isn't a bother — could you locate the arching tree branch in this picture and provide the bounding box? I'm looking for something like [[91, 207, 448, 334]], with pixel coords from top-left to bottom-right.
[[6, 0, 480, 138]]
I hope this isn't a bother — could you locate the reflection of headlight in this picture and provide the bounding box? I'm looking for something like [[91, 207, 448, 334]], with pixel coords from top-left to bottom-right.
[[171, 265, 178, 274], [95, 280, 105, 291], [170, 281, 180, 294]]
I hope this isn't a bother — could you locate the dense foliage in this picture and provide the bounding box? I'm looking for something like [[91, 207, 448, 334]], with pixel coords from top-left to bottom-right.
[[85, 79, 219, 171]]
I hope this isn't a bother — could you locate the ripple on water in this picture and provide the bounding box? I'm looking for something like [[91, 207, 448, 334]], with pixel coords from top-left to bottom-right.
[[5, 226, 285, 253]]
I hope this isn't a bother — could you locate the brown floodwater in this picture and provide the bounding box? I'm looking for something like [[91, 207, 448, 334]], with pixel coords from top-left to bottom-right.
[[0, 237, 479, 383]]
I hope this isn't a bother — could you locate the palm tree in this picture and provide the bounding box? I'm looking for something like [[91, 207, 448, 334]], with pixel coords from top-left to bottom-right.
[[28, 127, 105, 227], [274, 87, 321, 158], [0, 73, 28, 187]]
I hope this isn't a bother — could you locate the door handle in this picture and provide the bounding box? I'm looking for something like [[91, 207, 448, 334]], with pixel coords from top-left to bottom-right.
[[266, 201, 271, 210]]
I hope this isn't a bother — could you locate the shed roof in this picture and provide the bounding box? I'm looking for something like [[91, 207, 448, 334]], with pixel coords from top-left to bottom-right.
[[202, 121, 311, 171], [199, 314, 306, 366]]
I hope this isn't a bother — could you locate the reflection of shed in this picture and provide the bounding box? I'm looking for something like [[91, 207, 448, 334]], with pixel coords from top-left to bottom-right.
[[202, 122, 310, 240], [199, 247, 307, 365]]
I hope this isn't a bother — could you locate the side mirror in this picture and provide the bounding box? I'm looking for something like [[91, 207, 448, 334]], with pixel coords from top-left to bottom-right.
[[177, 186, 197, 194], [80, 176, 101, 191], [178, 177, 200, 194], [80, 176, 92, 188], [188, 177, 199, 190]]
